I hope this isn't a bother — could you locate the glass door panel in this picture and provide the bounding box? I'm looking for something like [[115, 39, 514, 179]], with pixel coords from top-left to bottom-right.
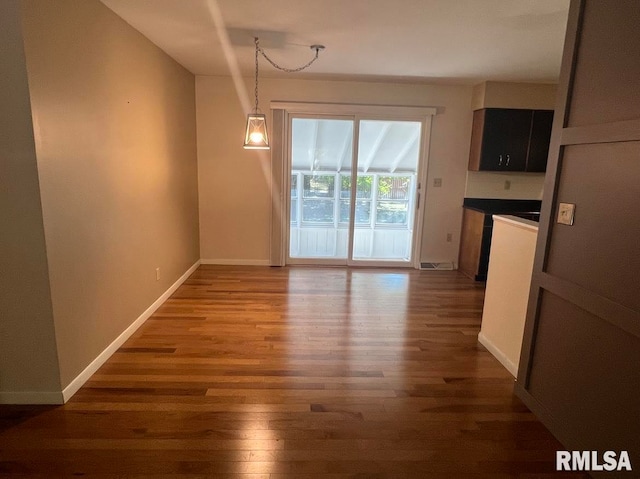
[[289, 118, 353, 260], [288, 116, 423, 266], [351, 120, 422, 263]]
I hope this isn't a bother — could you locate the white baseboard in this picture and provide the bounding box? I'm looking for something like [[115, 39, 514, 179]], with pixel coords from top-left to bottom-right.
[[0, 390, 64, 405], [200, 258, 271, 266], [60, 260, 201, 403], [477, 331, 518, 377]]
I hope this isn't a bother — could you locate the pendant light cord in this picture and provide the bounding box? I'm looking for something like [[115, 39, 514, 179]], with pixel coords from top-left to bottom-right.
[[255, 37, 323, 74], [254, 37, 260, 114], [244, 37, 323, 149]]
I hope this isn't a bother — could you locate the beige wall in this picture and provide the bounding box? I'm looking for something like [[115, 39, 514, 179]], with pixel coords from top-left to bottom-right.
[[471, 81, 558, 110], [21, 0, 200, 388], [465, 171, 544, 200], [197, 76, 474, 265], [0, 0, 62, 401], [467, 81, 557, 199]]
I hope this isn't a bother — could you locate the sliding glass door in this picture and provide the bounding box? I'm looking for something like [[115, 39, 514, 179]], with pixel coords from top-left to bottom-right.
[[287, 116, 423, 266], [351, 120, 421, 263], [289, 117, 354, 260]]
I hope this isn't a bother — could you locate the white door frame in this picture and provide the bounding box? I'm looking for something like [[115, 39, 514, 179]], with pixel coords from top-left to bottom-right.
[[271, 102, 436, 269]]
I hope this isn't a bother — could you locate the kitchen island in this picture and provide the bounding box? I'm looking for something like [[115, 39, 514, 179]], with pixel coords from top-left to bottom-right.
[[459, 198, 540, 281], [477, 215, 538, 376]]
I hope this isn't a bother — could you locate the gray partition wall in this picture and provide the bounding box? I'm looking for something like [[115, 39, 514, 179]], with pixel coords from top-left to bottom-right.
[[516, 0, 640, 468]]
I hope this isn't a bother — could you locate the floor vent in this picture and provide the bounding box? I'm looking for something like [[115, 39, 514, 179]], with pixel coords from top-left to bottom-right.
[[420, 262, 455, 271]]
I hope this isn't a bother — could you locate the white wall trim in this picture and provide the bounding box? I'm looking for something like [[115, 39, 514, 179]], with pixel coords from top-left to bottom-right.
[[270, 101, 437, 117], [0, 391, 64, 405], [60, 260, 201, 403], [477, 331, 518, 377], [200, 259, 271, 266]]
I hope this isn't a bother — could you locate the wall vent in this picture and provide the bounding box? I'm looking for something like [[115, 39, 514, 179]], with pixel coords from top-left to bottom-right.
[[420, 262, 455, 271]]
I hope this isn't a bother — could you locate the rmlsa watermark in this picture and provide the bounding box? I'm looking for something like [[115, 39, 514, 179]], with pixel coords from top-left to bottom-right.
[[556, 451, 632, 472]]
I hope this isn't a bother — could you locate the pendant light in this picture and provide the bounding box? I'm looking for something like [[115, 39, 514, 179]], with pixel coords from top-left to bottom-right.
[[243, 37, 325, 150], [243, 38, 269, 149]]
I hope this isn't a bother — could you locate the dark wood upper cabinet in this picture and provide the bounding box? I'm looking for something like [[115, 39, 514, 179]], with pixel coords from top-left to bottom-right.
[[526, 110, 554, 172], [468, 108, 554, 172]]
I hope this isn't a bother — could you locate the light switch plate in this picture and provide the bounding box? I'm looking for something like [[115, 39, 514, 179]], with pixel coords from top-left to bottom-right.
[[433, 178, 442, 187], [557, 203, 576, 225]]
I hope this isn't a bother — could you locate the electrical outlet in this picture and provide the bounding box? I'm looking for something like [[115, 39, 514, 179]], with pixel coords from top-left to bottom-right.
[[433, 178, 443, 187], [446, 233, 452, 242], [156, 267, 160, 281], [504, 180, 511, 190]]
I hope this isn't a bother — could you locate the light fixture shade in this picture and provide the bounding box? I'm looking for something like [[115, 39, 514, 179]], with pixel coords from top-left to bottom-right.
[[243, 113, 270, 150]]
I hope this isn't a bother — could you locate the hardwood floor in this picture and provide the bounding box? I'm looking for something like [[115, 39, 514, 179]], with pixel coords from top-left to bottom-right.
[[0, 265, 585, 478]]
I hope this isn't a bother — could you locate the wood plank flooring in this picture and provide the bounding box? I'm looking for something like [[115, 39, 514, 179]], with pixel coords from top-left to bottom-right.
[[0, 265, 586, 478]]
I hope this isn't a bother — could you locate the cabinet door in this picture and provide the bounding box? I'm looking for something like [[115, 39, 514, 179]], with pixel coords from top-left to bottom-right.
[[480, 109, 532, 171], [468, 110, 486, 171], [458, 209, 484, 280], [526, 110, 554, 172]]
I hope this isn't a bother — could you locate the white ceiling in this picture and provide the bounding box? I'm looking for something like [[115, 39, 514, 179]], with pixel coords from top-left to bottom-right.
[[291, 119, 421, 173], [100, 0, 570, 84]]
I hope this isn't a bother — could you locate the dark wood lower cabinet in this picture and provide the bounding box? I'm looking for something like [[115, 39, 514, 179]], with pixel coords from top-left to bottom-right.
[[458, 201, 542, 282], [458, 209, 492, 281]]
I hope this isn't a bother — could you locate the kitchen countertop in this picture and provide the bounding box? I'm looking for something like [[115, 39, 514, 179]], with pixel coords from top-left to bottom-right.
[[492, 214, 539, 232]]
